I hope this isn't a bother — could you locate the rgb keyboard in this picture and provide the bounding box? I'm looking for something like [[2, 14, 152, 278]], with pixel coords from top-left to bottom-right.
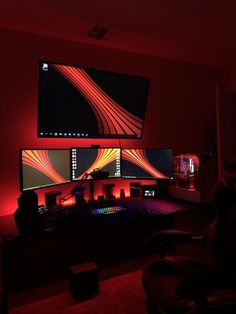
[[91, 206, 128, 216]]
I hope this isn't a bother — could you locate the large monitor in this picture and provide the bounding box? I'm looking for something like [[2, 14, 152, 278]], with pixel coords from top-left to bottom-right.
[[38, 61, 150, 139], [71, 148, 121, 180], [20, 149, 71, 191], [121, 148, 173, 179]]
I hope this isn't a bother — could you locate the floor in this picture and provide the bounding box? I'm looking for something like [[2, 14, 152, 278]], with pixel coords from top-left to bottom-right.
[[8, 255, 158, 313], [9, 269, 148, 314]]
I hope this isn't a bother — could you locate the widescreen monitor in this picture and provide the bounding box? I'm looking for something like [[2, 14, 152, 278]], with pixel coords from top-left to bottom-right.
[[71, 148, 121, 180], [38, 61, 150, 139], [20, 149, 71, 191], [121, 148, 173, 179]]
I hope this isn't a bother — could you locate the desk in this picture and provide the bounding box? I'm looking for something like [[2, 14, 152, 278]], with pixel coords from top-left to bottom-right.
[[42, 198, 196, 230], [2, 198, 197, 293]]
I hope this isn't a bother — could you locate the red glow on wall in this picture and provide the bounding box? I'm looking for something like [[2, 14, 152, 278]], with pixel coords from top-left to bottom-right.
[[0, 28, 221, 217]]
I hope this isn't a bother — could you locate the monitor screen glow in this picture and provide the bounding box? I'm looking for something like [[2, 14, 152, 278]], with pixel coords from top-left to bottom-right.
[[71, 148, 121, 180], [38, 61, 150, 139], [121, 148, 173, 179], [20, 149, 71, 191]]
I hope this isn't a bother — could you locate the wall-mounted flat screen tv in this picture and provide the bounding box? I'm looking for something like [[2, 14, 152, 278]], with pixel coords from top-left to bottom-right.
[[20, 149, 71, 191], [71, 148, 121, 180], [121, 148, 173, 179], [38, 61, 150, 139]]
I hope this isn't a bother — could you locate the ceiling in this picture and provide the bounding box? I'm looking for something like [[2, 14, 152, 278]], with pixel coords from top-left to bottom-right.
[[1, 0, 236, 70]]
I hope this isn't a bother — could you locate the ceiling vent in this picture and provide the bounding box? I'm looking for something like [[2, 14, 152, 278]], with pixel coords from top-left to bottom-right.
[[87, 25, 110, 40]]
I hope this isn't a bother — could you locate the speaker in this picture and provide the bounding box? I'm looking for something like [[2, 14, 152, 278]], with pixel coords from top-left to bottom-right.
[[156, 179, 170, 198], [130, 182, 141, 198], [45, 191, 62, 209], [102, 184, 115, 200]]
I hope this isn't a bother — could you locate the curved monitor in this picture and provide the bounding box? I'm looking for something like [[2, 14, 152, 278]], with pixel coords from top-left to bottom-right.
[[38, 61, 150, 139], [71, 148, 121, 180], [20, 149, 71, 191], [121, 148, 173, 179]]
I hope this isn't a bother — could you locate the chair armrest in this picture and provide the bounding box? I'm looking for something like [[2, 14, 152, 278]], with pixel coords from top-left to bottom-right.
[[144, 229, 203, 256], [146, 229, 203, 246]]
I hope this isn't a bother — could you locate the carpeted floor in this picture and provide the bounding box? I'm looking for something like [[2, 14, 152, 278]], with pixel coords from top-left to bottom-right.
[[9, 270, 148, 314]]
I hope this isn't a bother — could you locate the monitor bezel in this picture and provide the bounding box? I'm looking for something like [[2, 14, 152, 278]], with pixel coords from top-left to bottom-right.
[[19, 148, 72, 192], [121, 148, 173, 180], [70, 147, 122, 181], [37, 60, 150, 139]]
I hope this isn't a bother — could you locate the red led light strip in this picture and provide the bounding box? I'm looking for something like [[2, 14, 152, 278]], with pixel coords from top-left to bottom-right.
[[22, 150, 66, 183], [122, 149, 167, 178], [53, 65, 143, 136]]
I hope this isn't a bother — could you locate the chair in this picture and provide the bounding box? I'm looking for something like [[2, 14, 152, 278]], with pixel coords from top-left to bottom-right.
[[142, 176, 236, 313], [14, 190, 43, 236]]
